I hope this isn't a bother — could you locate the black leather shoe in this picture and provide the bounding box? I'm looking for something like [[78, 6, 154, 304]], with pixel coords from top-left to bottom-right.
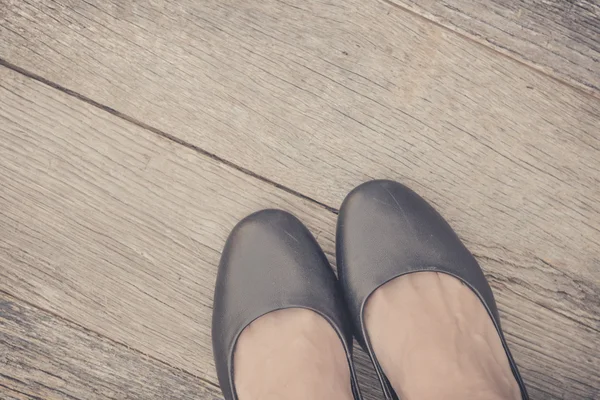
[[336, 180, 528, 399], [212, 209, 362, 400]]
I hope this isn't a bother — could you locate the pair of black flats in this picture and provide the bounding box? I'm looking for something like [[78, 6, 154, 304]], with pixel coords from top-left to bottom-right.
[[212, 180, 528, 399]]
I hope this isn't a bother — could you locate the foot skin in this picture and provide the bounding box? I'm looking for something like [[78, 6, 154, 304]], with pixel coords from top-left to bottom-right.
[[365, 272, 521, 400], [233, 308, 355, 400]]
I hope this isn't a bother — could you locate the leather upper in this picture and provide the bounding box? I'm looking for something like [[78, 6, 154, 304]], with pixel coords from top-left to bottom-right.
[[212, 209, 361, 400], [336, 180, 528, 399]]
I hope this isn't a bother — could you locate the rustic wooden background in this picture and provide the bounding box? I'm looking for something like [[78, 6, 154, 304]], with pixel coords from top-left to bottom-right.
[[1, 0, 599, 398]]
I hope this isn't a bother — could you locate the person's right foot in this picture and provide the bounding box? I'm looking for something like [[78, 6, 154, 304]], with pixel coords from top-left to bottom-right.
[[365, 271, 521, 400], [336, 180, 527, 400]]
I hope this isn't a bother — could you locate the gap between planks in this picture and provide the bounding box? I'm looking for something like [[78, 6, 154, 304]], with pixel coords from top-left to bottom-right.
[[1, 291, 224, 399], [379, 0, 600, 99], [0, 0, 598, 216], [0, 288, 220, 392], [0, 57, 338, 215]]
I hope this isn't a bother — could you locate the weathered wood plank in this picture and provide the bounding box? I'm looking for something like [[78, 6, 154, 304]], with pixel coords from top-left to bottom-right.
[[385, 0, 600, 96], [0, 65, 598, 398], [0, 65, 336, 382], [0, 66, 384, 400], [1, 0, 598, 288], [0, 292, 223, 400]]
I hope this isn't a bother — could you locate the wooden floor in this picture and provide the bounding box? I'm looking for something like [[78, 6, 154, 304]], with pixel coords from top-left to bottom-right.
[[1, 0, 599, 398]]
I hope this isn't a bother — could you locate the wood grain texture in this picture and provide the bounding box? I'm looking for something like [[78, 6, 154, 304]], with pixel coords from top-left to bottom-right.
[[0, 66, 385, 400], [1, 0, 598, 285], [0, 63, 599, 399], [384, 0, 600, 96], [0, 292, 223, 400], [1, 0, 600, 396]]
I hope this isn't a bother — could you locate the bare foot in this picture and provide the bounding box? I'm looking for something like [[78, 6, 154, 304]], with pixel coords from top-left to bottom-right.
[[365, 272, 521, 400], [234, 308, 355, 400]]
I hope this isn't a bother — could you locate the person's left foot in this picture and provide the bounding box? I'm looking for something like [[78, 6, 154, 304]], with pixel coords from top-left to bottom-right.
[[234, 308, 355, 400]]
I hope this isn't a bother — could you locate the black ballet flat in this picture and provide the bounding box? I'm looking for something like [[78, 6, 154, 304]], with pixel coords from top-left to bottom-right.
[[336, 180, 528, 400], [212, 209, 362, 400]]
